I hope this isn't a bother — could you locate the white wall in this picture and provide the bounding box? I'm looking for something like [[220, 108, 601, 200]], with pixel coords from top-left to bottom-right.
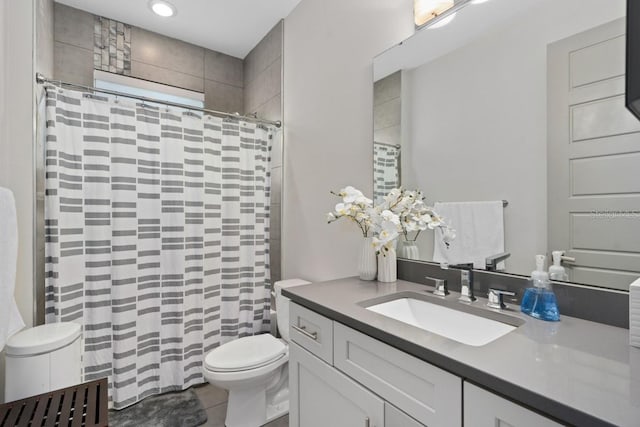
[[0, 0, 37, 403], [1, 0, 35, 326], [402, 0, 625, 275], [282, 0, 414, 281]]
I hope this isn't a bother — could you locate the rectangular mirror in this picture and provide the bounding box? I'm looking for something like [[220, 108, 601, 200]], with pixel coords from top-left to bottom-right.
[[373, 0, 640, 290]]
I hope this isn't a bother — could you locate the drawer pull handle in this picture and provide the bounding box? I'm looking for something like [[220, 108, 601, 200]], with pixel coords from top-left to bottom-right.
[[364, 416, 370, 427], [292, 324, 318, 340]]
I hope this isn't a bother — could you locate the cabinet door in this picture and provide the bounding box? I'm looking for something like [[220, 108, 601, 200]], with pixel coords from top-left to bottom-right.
[[464, 382, 564, 427], [334, 323, 462, 426], [385, 403, 426, 427], [289, 342, 384, 427]]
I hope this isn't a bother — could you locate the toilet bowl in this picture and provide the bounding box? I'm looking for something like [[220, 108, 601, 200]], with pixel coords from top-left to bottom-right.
[[203, 279, 310, 427]]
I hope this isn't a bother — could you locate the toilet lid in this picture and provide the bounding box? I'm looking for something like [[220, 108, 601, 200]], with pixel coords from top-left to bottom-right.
[[5, 323, 81, 356], [205, 334, 287, 372]]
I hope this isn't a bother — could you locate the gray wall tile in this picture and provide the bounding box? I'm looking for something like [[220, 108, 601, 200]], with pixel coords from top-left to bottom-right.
[[271, 133, 283, 168], [270, 166, 282, 205], [54, 3, 94, 50], [270, 203, 281, 244], [373, 97, 401, 130], [374, 125, 401, 145], [131, 27, 204, 78], [204, 50, 243, 88], [204, 79, 243, 113], [131, 60, 204, 93], [254, 94, 281, 122], [374, 70, 401, 106], [244, 59, 281, 114], [244, 21, 283, 86], [54, 42, 94, 86], [270, 239, 281, 283]]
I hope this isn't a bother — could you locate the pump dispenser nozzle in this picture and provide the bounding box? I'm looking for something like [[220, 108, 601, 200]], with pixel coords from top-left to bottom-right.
[[531, 254, 549, 287], [549, 251, 569, 281]]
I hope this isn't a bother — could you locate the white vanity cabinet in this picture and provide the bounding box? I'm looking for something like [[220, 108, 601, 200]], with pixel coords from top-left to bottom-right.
[[288, 302, 563, 427], [463, 383, 563, 427]]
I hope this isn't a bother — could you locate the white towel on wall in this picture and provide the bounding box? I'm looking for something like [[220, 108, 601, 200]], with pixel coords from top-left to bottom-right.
[[433, 201, 505, 270], [0, 187, 26, 351]]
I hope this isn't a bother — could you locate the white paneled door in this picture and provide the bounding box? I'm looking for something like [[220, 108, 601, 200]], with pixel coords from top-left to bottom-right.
[[548, 18, 640, 289]]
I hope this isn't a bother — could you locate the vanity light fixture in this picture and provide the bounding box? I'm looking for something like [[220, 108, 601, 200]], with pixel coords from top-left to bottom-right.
[[149, 0, 176, 17], [414, 0, 455, 27], [429, 13, 457, 28]]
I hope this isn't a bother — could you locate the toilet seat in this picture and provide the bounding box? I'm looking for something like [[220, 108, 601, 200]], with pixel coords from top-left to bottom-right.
[[205, 334, 287, 372]]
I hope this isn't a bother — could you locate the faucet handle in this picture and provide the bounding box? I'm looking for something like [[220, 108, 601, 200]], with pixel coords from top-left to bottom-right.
[[487, 288, 516, 310], [426, 276, 448, 296], [458, 270, 476, 303]]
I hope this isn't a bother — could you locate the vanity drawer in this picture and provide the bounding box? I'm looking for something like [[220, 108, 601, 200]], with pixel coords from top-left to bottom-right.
[[334, 323, 462, 426], [289, 302, 333, 364]]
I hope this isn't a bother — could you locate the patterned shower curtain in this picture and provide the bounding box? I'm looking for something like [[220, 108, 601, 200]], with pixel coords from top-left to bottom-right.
[[373, 142, 400, 205], [44, 87, 273, 409]]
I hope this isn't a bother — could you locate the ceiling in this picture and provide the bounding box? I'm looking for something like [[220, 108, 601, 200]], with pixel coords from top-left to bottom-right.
[[54, 0, 302, 58]]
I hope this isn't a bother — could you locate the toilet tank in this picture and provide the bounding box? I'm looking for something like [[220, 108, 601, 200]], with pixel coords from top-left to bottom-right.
[[274, 279, 311, 342], [4, 323, 82, 402]]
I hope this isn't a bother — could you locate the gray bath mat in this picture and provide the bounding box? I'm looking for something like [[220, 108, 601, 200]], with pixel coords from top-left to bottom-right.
[[109, 389, 208, 427]]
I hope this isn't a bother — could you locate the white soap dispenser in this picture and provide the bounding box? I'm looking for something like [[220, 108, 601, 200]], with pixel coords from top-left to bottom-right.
[[549, 251, 569, 281]]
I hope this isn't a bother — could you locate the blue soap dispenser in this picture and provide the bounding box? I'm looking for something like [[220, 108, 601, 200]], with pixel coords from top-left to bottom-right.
[[520, 255, 560, 321]]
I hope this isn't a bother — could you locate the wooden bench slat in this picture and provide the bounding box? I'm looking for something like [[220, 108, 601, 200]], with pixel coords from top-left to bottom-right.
[[0, 379, 108, 427]]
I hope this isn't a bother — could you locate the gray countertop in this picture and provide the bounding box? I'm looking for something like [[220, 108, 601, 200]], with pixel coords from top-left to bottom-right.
[[282, 277, 640, 427]]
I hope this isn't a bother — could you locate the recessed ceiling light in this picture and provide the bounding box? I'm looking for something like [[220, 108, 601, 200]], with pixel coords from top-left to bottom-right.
[[149, 0, 176, 17]]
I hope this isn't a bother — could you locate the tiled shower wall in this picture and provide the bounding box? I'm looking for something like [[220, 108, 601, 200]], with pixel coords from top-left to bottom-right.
[[53, 3, 244, 113], [50, 3, 283, 284], [244, 21, 284, 282], [373, 71, 401, 147]]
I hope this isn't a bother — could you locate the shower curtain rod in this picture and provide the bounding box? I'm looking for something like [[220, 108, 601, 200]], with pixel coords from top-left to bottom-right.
[[374, 141, 401, 149], [35, 73, 282, 128]]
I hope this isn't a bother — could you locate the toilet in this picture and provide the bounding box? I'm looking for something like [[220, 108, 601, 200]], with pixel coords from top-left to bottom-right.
[[203, 279, 310, 427], [4, 322, 82, 402]]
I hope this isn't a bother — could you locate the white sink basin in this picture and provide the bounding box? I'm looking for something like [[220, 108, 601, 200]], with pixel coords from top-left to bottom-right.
[[366, 297, 517, 346]]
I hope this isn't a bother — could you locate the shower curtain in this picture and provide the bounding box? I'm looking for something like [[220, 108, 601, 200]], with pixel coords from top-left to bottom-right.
[[44, 87, 273, 409], [373, 143, 400, 205]]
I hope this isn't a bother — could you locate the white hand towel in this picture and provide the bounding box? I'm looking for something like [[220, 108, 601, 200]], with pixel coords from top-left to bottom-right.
[[631, 277, 640, 348], [433, 201, 505, 270], [0, 187, 25, 351]]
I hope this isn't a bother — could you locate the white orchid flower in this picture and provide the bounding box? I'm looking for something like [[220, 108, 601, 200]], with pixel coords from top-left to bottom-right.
[[378, 220, 400, 240], [427, 215, 444, 229], [335, 202, 351, 216], [443, 228, 456, 244], [381, 210, 400, 225], [339, 186, 365, 204]]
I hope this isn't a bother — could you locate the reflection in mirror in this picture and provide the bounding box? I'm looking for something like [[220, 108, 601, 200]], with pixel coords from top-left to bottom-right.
[[373, 0, 640, 290], [373, 71, 402, 204]]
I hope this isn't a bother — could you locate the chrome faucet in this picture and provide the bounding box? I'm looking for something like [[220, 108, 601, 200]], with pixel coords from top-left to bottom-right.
[[426, 276, 448, 297], [485, 252, 511, 271], [458, 269, 476, 303], [487, 288, 516, 310]]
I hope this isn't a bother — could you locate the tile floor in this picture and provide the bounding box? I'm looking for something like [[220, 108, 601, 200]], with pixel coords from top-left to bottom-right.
[[193, 383, 289, 427]]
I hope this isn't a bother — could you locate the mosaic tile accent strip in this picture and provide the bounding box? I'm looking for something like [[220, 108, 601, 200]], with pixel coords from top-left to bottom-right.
[[94, 16, 131, 75]]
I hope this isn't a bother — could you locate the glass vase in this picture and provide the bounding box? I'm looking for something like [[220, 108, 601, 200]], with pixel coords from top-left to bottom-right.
[[377, 247, 397, 283], [358, 237, 377, 281]]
